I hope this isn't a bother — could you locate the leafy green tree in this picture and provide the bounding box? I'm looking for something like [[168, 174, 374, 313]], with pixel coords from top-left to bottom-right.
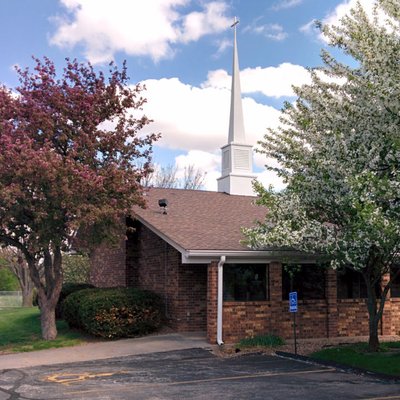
[[0, 267, 19, 291], [244, 0, 400, 352], [0, 58, 158, 340]]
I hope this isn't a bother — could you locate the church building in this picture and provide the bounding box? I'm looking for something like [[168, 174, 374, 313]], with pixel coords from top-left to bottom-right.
[[90, 21, 400, 343]]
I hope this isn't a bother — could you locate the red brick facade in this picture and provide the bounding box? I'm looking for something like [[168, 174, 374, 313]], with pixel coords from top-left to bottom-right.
[[90, 224, 400, 344], [89, 234, 127, 288]]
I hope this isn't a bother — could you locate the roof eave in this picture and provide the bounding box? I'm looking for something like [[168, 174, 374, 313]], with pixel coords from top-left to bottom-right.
[[182, 249, 318, 264], [133, 214, 317, 265]]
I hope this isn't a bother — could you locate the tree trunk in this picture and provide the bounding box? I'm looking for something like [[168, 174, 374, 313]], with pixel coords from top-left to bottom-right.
[[21, 288, 33, 307], [40, 302, 58, 340], [27, 245, 63, 340], [368, 313, 380, 352]]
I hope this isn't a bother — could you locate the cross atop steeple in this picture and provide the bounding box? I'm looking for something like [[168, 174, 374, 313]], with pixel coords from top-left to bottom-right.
[[217, 16, 256, 196], [231, 16, 239, 29]]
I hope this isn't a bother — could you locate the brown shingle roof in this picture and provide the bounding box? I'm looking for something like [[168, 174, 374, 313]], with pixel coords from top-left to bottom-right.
[[132, 187, 267, 252]]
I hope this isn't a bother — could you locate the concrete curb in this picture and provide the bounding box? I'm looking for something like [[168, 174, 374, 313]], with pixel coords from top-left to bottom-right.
[[275, 350, 400, 383]]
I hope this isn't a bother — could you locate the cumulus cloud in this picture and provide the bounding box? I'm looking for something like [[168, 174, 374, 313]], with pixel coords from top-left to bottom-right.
[[50, 0, 231, 63], [136, 76, 281, 153], [203, 63, 311, 98]]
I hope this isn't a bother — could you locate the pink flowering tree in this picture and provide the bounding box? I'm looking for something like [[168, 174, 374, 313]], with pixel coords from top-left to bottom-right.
[[0, 57, 158, 339]]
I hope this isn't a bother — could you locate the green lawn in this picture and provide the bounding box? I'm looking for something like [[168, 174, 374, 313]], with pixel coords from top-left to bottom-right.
[[311, 342, 400, 376], [0, 307, 90, 353]]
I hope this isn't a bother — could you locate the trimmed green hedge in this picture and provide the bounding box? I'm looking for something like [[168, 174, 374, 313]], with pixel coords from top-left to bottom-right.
[[62, 287, 163, 338], [55, 283, 95, 319]]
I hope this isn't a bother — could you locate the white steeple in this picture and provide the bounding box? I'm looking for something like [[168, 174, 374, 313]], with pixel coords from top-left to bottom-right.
[[217, 17, 256, 196]]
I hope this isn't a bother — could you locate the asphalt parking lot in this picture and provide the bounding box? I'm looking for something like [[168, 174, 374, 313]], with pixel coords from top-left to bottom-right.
[[0, 348, 399, 400]]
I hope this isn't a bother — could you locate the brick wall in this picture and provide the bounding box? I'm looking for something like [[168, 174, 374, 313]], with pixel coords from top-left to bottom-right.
[[207, 262, 400, 344], [392, 299, 400, 336], [126, 223, 207, 332]]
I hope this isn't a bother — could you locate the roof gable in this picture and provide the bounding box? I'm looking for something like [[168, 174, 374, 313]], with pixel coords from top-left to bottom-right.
[[132, 188, 266, 252]]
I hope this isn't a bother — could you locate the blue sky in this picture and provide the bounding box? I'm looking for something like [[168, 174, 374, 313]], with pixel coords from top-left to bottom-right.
[[0, 0, 371, 190]]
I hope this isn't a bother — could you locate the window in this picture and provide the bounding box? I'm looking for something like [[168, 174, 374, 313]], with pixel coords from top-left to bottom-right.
[[223, 264, 269, 301], [337, 269, 381, 299], [282, 264, 326, 300], [390, 265, 400, 298]]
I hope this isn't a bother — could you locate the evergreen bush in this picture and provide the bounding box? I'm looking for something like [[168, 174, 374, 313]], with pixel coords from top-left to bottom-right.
[[55, 282, 95, 319], [62, 287, 163, 338]]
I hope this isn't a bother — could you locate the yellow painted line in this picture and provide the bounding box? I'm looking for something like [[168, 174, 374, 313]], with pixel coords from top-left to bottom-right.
[[43, 371, 130, 386], [66, 367, 335, 395]]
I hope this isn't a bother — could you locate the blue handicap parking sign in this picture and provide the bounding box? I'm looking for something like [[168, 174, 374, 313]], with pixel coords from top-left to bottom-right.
[[289, 291, 298, 313]]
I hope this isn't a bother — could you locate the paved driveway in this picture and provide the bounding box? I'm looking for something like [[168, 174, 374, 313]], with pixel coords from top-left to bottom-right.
[[0, 349, 399, 400]]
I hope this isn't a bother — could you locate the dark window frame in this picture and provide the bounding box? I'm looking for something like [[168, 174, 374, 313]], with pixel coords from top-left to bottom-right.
[[337, 268, 381, 299], [223, 264, 269, 302], [390, 265, 400, 298], [282, 264, 326, 301]]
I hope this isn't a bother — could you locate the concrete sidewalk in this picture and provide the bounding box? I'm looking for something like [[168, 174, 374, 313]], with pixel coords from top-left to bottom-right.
[[0, 332, 211, 370]]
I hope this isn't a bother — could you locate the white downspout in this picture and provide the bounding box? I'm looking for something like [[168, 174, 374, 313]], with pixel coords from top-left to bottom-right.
[[217, 255, 226, 345]]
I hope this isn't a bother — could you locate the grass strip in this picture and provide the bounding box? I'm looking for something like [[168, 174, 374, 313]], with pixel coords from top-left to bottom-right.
[[311, 342, 400, 376], [0, 307, 89, 353]]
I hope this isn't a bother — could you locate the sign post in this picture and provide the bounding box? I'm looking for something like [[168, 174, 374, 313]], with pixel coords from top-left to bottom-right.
[[289, 291, 298, 355]]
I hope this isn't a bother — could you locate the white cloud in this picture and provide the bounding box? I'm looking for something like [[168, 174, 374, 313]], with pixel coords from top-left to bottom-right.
[[213, 38, 232, 57], [244, 22, 288, 41], [271, 0, 303, 11], [203, 63, 311, 98], [136, 76, 281, 153], [299, 19, 317, 35], [318, 0, 394, 42], [256, 169, 286, 192], [50, 0, 231, 63], [175, 150, 220, 191], [180, 1, 230, 42], [323, 0, 375, 28]]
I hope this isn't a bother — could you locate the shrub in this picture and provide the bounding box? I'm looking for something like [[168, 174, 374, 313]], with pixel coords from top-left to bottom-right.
[[55, 282, 95, 319], [62, 287, 163, 338]]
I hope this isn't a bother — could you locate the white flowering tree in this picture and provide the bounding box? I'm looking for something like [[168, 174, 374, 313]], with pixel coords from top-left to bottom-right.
[[244, 0, 400, 352]]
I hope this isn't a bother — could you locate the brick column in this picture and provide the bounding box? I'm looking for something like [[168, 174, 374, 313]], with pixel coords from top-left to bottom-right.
[[207, 262, 218, 343], [269, 262, 282, 302], [381, 272, 393, 335], [326, 269, 338, 337]]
